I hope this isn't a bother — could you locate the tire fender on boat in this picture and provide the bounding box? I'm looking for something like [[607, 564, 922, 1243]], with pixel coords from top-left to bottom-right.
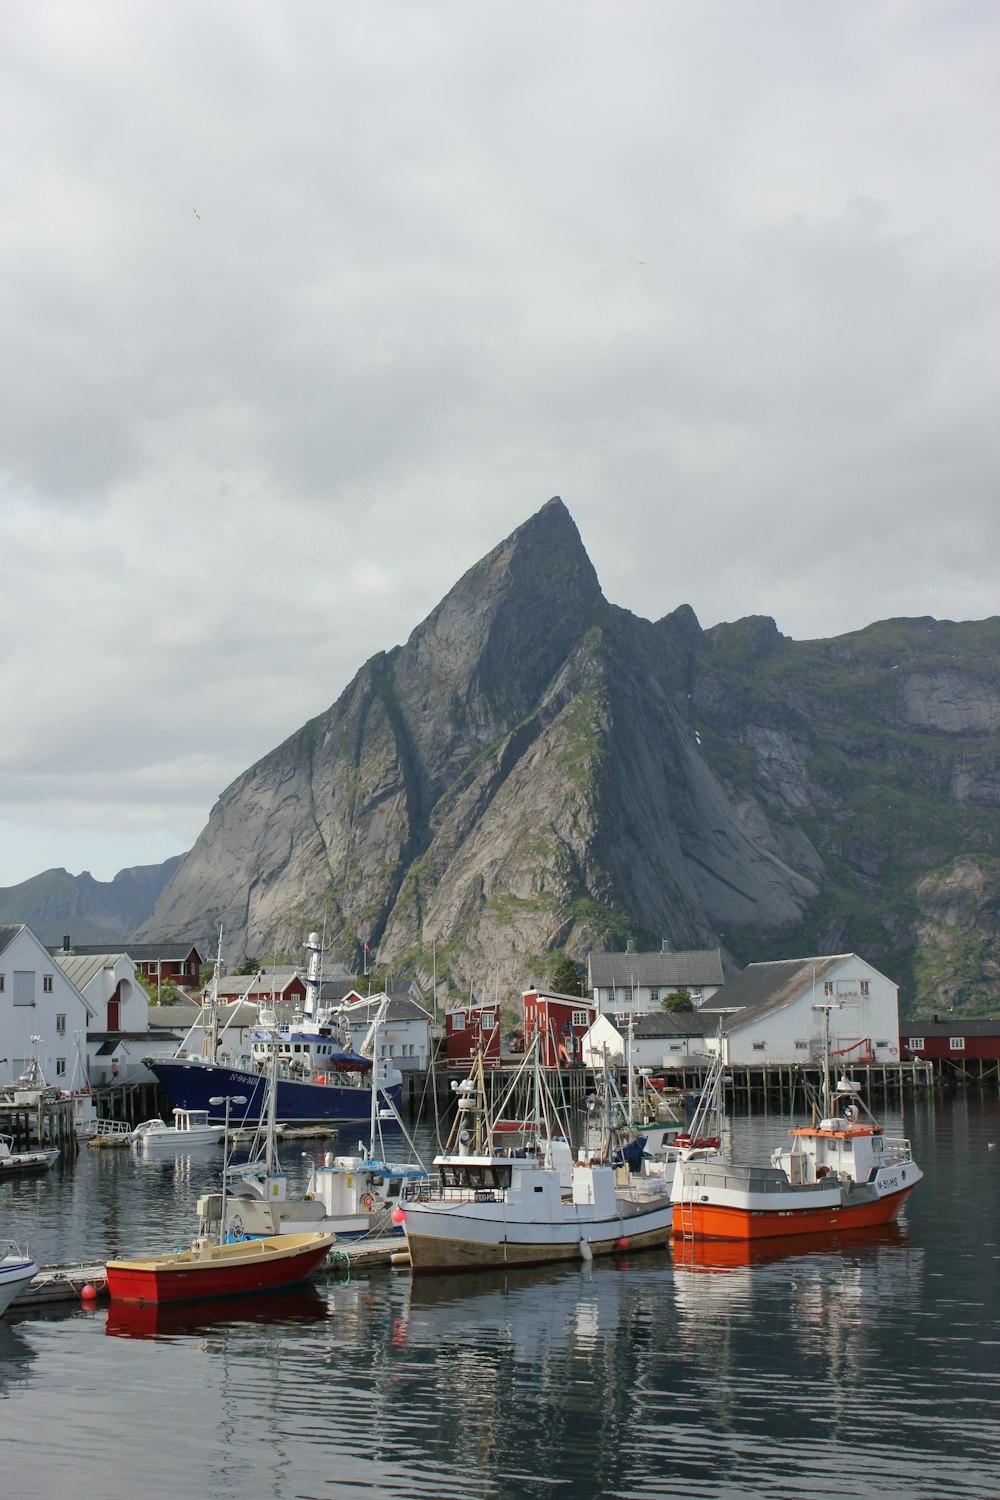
[[361, 1193, 375, 1211]]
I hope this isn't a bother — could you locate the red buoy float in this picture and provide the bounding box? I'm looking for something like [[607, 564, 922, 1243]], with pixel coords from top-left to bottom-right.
[[617, 1236, 629, 1250], [391, 1206, 406, 1225], [80, 1283, 98, 1302]]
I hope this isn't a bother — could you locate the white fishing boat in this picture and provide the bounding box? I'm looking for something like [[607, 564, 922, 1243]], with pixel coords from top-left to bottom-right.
[[129, 1110, 227, 1153], [397, 1043, 674, 1274], [0, 1245, 38, 1316], [197, 1002, 425, 1241], [0, 1136, 60, 1177]]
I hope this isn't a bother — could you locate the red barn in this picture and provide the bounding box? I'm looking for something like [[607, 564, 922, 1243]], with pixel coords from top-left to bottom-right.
[[445, 1002, 503, 1067], [900, 1017, 1000, 1071], [522, 989, 596, 1068]]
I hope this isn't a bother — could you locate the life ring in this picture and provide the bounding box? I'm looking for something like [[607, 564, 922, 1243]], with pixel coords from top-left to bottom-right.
[[890, 1046, 898, 1056], [361, 1193, 375, 1211]]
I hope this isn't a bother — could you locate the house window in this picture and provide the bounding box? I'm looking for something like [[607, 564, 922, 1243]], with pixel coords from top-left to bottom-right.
[[43, 974, 53, 993], [860, 980, 870, 997], [908, 1037, 924, 1050], [649, 988, 660, 1004], [56, 1014, 67, 1035], [949, 1037, 965, 1052], [572, 1010, 589, 1027], [55, 1058, 66, 1077], [875, 1038, 888, 1049], [13, 971, 34, 1006], [794, 1040, 809, 1051], [0, 974, 4, 991], [823, 982, 834, 997], [752, 1041, 766, 1052], [453, 1014, 466, 1031], [481, 1012, 495, 1031]]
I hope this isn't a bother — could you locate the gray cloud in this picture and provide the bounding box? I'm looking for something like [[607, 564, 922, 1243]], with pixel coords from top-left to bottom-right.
[[0, 0, 996, 884]]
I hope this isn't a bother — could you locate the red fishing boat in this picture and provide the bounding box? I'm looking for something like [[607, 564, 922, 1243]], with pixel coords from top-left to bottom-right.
[[672, 1077, 922, 1242], [105, 1230, 335, 1305]]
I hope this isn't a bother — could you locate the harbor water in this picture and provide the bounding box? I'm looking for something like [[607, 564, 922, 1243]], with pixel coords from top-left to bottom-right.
[[2, 1094, 999, 1500]]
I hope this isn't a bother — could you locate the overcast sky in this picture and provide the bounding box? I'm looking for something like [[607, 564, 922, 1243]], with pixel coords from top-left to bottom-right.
[[1, 1, 997, 889]]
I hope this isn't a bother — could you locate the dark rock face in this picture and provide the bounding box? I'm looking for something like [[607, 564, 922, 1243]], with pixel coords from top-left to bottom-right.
[[136, 499, 1000, 1015]]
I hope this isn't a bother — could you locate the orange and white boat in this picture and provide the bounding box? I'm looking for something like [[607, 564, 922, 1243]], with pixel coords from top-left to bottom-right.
[[671, 1077, 922, 1242]]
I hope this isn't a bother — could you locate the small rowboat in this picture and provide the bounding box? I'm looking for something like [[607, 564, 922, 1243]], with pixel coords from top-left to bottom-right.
[[105, 1230, 335, 1305]]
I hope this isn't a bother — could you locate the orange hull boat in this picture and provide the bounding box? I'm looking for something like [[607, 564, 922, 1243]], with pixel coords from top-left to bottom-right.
[[672, 1178, 917, 1242]]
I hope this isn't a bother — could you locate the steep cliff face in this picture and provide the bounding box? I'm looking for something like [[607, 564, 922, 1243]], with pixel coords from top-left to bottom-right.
[[138, 500, 1000, 1015]]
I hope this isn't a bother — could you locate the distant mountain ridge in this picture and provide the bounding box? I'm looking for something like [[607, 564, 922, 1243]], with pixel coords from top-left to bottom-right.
[[131, 496, 1000, 1018], [0, 857, 186, 948]]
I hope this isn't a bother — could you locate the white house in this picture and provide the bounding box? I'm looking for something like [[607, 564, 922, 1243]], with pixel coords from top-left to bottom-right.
[[342, 993, 432, 1073], [582, 1009, 725, 1071], [588, 943, 726, 1015], [0, 924, 94, 1089], [53, 945, 152, 1087], [716, 954, 901, 1068]]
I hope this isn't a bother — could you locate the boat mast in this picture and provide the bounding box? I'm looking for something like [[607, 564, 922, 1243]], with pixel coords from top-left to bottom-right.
[[303, 930, 323, 1021], [208, 925, 223, 1062]]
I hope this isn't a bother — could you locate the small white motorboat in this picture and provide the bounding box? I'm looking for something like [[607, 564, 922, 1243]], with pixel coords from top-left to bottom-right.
[[130, 1109, 227, 1153], [0, 1135, 60, 1177], [0, 1245, 38, 1316]]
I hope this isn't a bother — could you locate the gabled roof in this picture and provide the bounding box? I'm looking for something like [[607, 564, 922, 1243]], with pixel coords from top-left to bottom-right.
[[900, 1017, 1000, 1038], [216, 970, 304, 998], [714, 956, 853, 1032], [622, 1010, 728, 1040], [589, 949, 725, 990], [54, 952, 132, 991], [61, 942, 202, 962], [0, 923, 23, 957], [342, 996, 429, 1024]]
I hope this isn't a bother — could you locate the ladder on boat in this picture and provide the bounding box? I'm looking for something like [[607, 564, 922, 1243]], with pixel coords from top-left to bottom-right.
[[674, 1181, 697, 1239]]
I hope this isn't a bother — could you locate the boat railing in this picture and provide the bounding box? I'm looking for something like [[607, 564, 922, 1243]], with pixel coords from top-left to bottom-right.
[[881, 1136, 914, 1165], [91, 1120, 133, 1139], [681, 1160, 806, 1194]]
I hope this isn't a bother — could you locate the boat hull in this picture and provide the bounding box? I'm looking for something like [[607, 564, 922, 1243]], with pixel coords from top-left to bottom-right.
[[0, 1256, 38, 1316], [672, 1181, 918, 1241], [147, 1059, 400, 1125], [402, 1200, 672, 1274], [0, 1150, 59, 1177], [105, 1231, 335, 1304]]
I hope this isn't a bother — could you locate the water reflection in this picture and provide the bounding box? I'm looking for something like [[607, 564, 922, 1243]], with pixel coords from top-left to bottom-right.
[[105, 1286, 331, 1341]]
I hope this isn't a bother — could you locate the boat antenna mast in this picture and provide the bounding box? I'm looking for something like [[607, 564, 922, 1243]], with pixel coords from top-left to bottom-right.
[[811, 1000, 839, 1119]]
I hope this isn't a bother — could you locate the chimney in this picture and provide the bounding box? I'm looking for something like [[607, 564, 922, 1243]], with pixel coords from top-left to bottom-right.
[[626, 939, 636, 954], [661, 938, 671, 953], [62, 935, 71, 952]]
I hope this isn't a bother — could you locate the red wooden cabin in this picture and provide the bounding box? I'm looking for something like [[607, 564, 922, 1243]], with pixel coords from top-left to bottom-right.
[[445, 1002, 503, 1067], [522, 990, 596, 1068]]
